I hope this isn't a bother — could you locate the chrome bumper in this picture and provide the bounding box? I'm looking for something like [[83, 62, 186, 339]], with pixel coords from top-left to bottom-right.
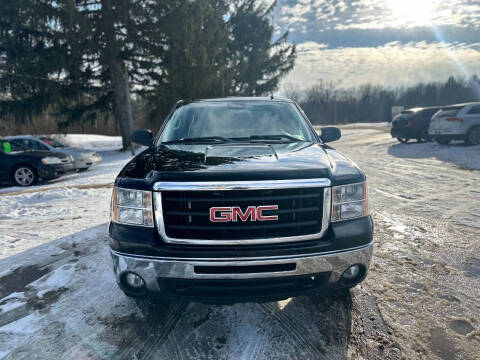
[[110, 241, 374, 292]]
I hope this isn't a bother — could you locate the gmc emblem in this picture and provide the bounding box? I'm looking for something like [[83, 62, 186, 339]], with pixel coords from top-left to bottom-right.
[[209, 205, 279, 222]]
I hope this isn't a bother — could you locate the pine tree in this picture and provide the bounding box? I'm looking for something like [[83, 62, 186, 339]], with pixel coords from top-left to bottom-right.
[[1, 0, 297, 139], [145, 0, 296, 121], [225, 0, 296, 96], [0, 0, 85, 121], [145, 0, 231, 121]]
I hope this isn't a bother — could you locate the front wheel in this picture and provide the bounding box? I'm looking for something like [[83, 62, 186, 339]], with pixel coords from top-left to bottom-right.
[[436, 138, 451, 145], [397, 137, 409, 143], [12, 165, 38, 186], [466, 126, 480, 145]]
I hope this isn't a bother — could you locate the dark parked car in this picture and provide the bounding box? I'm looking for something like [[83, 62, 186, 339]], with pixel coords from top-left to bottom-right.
[[391, 106, 442, 143], [109, 97, 373, 304], [0, 139, 75, 186]]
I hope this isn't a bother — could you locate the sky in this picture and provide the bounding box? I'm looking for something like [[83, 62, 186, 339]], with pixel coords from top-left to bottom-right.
[[273, 0, 480, 90]]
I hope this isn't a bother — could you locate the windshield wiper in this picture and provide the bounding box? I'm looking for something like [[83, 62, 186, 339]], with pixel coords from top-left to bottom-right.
[[161, 136, 233, 144], [245, 134, 305, 143]]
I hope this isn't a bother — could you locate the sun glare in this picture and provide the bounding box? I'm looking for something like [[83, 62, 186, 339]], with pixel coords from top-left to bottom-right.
[[386, 0, 437, 26]]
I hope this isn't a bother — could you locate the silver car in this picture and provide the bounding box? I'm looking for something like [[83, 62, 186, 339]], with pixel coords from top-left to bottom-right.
[[5, 135, 102, 170], [429, 102, 480, 145]]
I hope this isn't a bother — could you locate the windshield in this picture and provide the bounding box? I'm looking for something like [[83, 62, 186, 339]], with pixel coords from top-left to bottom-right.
[[435, 105, 464, 118], [159, 101, 316, 143], [40, 137, 67, 148]]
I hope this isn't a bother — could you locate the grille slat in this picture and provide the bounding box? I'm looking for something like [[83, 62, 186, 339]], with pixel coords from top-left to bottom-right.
[[165, 193, 320, 202], [160, 187, 325, 241], [169, 220, 319, 231]]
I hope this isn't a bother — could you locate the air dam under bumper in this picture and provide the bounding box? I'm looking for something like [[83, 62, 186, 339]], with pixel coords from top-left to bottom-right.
[[110, 241, 374, 303]]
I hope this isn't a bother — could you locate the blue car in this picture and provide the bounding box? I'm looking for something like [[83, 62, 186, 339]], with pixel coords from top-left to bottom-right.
[[0, 139, 75, 186]]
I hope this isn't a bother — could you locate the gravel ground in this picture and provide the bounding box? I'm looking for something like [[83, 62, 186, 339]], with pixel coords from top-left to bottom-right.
[[0, 127, 479, 359]]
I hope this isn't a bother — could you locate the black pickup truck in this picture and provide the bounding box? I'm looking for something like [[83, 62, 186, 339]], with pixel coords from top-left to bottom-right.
[[109, 97, 373, 304]]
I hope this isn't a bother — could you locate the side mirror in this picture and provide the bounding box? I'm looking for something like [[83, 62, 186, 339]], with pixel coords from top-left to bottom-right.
[[320, 126, 341, 143], [131, 129, 154, 147]]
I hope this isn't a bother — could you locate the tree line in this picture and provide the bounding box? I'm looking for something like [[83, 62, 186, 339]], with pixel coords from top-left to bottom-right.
[[285, 75, 480, 125], [0, 0, 295, 149]]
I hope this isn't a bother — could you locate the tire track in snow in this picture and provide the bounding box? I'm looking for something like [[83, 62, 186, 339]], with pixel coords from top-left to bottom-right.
[[249, 323, 273, 360], [171, 330, 186, 360], [137, 301, 187, 360], [258, 302, 328, 359], [239, 320, 273, 360], [112, 301, 187, 360]]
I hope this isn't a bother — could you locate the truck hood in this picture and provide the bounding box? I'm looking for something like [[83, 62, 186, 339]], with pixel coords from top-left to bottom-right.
[[117, 142, 364, 190]]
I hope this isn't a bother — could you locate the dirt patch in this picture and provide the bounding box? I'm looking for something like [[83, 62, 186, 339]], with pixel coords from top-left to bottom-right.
[[462, 258, 480, 278], [449, 319, 474, 336], [27, 287, 69, 312], [438, 294, 460, 303], [429, 327, 458, 360], [0, 265, 49, 299], [349, 289, 401, 360], [97, 300, 188, 359], [215, 336, 227, 349]]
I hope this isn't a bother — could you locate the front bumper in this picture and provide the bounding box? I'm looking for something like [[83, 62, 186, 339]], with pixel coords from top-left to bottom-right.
[[428, 132, 465, 140], [391, 126, 424, 139], [38, 162, 75, 179], [74, 154, 102, 169], [110, 241, 374, 303]]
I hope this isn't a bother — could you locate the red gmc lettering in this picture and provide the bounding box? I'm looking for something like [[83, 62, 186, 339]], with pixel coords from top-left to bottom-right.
[[256, 205, 279, 221], [232, 206, 256, 222], [209, 205, 279, 222], [209, 207, 232, 222]]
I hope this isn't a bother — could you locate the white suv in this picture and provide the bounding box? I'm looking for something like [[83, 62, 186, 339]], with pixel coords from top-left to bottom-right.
[[429, 102, 480, 145]]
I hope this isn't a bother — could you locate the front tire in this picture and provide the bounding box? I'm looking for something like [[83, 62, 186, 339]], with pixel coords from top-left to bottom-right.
[[397, 137, 409, 143], [466, 126, 480, 145], [436, 138, 451, 145], [12, 165, 38, 186]]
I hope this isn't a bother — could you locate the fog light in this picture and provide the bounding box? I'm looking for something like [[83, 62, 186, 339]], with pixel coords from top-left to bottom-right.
[[342, 265, 361, 280], [125, 272, 145, 289]]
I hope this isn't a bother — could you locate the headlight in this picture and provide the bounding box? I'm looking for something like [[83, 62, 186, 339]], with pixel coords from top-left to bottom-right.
[[111, 187, 153, 227], [41, 157, 62, 165], [331, 181, 368, 222]]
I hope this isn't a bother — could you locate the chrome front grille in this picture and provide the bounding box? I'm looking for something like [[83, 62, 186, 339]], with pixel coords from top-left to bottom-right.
[[153, 179, 331, 245]]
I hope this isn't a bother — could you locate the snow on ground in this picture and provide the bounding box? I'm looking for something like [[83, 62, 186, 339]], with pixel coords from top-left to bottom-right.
[[0, 134, 134, 257], [387, 141, 480, 171], [335, 123, 480, 171], [0, 187, 113, 258], [51, 134, 123, 152]]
